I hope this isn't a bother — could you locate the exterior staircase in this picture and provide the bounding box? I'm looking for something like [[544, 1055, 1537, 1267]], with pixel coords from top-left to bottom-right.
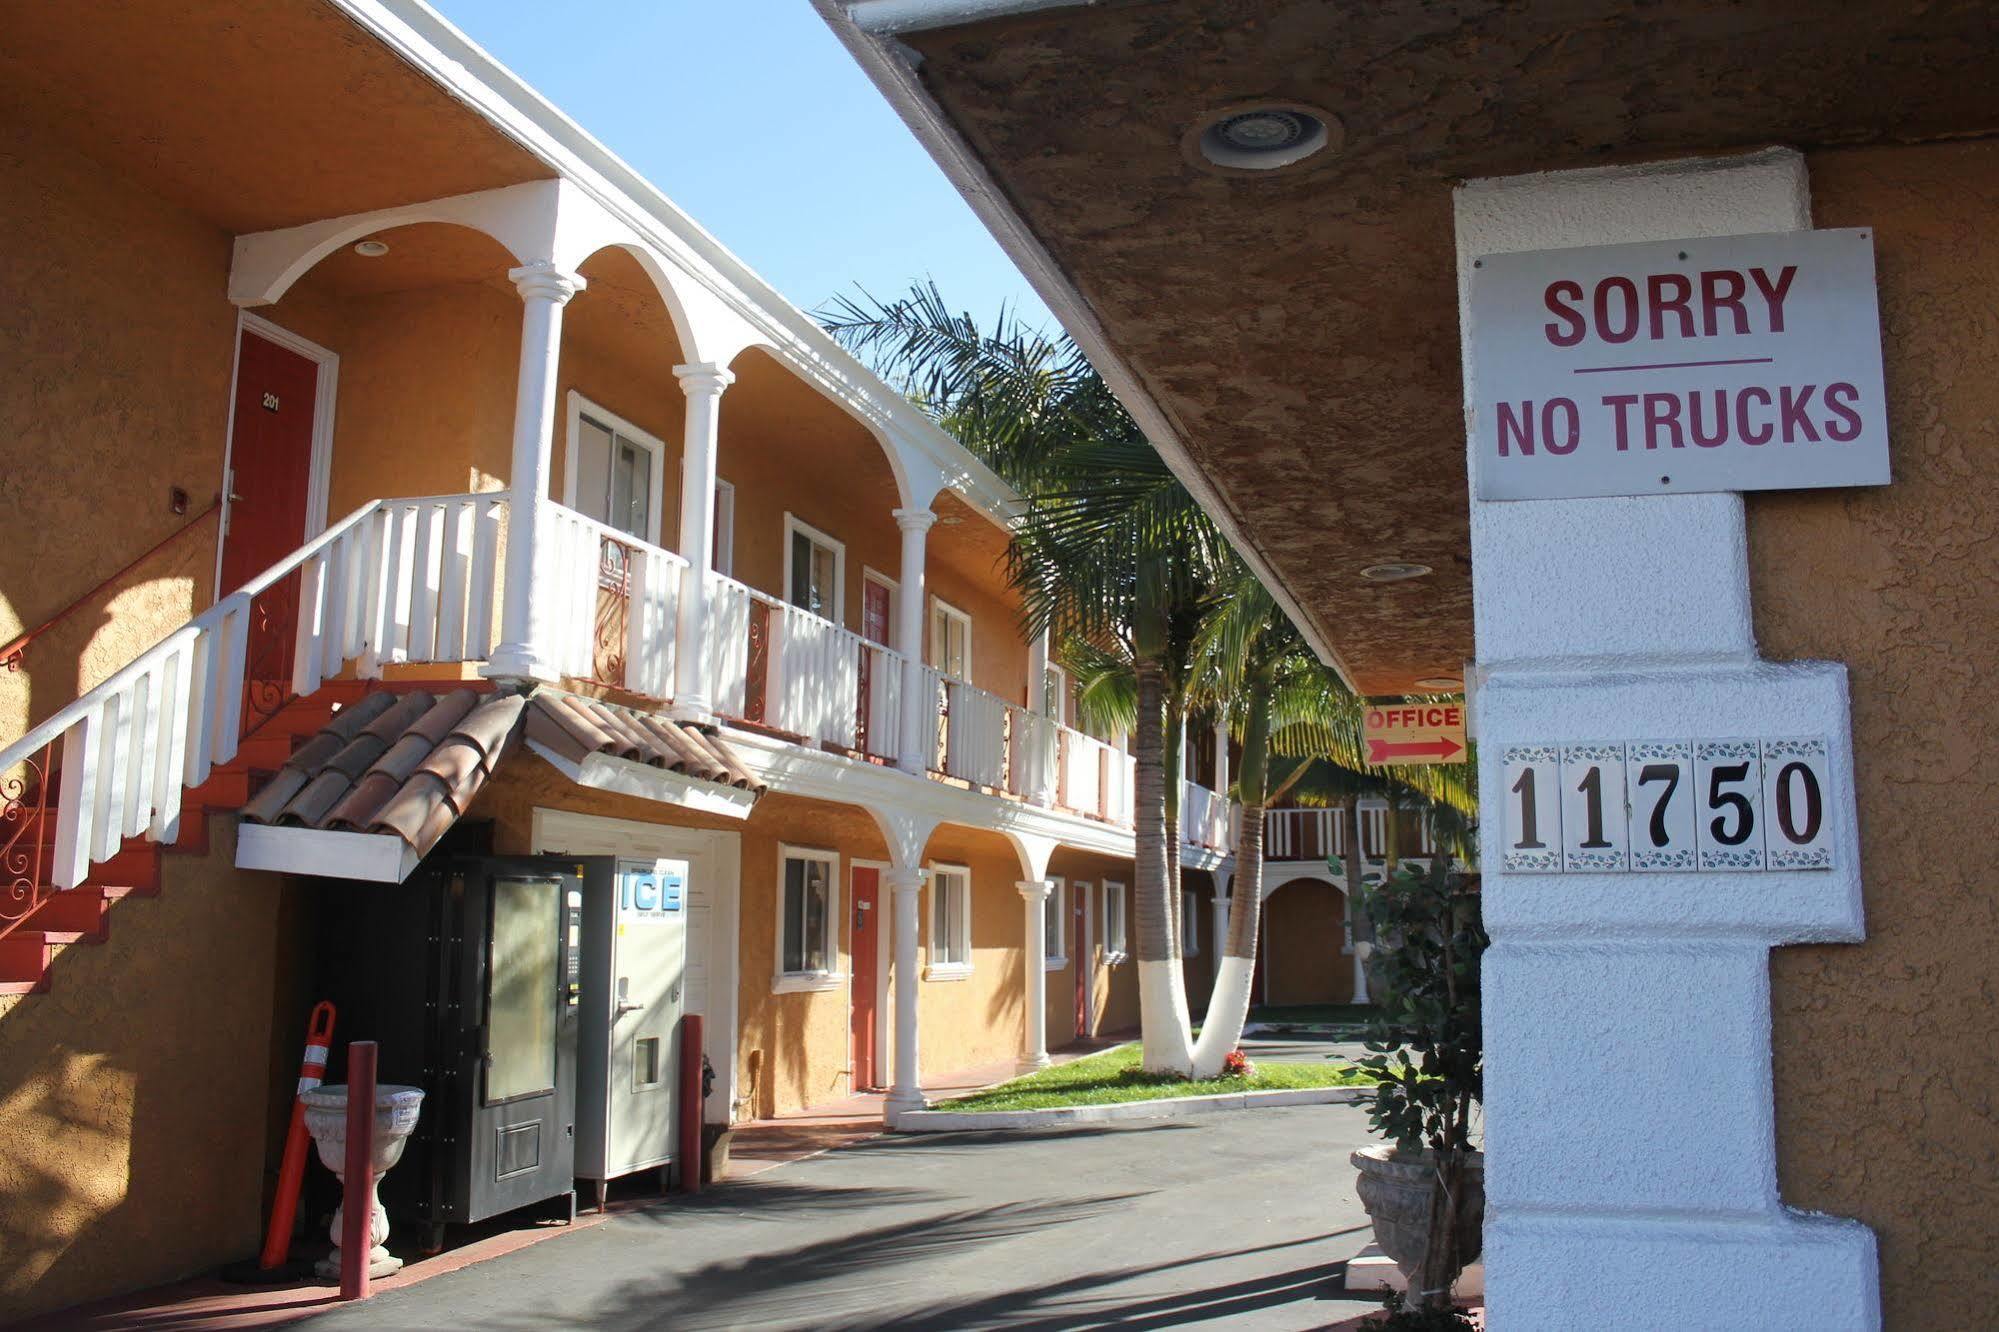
[[0, 680, 377, 996]]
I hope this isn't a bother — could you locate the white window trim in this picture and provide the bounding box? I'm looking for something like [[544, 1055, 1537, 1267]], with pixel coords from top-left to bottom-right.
[[1042, 662, 1069, 727], [861, 567, 899, 647], [925, 862, 974, 981], [930, 595, 974, 680], [782, 512, 847, 623], [713, 477, 736, 577], [563, 390, 669, 546], [1102, 879, 1129, 965], [773, 843, 844, 993], [1044, 877, 1069, 970], [1181, 888, 1200, 957]]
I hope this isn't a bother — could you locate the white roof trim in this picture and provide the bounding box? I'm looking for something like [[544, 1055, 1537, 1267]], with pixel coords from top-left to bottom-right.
[[236, 823, 420, 884], [526, 740, 757, 822], [330, 0, 1021, 533], [841, 0, 1098, 36]]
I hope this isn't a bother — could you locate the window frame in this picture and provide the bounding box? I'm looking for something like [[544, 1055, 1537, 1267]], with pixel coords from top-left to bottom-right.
[[1101, 878, 1128, 964], [929, 595, 974, 680], [1041, 663, 1069, 727], [1181, 888, 1200, 957], [1042, 877, 1068, 969], [772, 844, 843, 994], [925, 862, 973, 980], [782, 512, 847, 623], [712, 477, 736, 577], [563, 390, 669, 546]]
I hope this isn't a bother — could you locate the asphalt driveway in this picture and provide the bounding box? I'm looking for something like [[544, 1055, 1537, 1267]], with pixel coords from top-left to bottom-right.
[[302, 1101, 1385, 1330]]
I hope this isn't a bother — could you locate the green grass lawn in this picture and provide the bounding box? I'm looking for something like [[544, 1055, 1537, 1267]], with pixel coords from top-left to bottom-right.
[[924, 1042, 1375, 1113]]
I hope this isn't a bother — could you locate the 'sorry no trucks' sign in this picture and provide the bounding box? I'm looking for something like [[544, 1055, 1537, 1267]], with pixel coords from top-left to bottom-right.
[[1364, 703, 1465, 767], [1470, 228, 1890, 501]]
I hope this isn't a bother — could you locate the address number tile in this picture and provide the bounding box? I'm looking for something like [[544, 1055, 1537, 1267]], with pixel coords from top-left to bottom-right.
[[1501, 744, 1564, 873], [1559, 743, 1628, 872], [1695, 738, 1766, 872], [1761, 737, 1835, 871], [1624, 740, 1696, 872]]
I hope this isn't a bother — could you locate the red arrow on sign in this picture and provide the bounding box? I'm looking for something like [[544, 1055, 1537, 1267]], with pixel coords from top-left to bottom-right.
[[1368, 736, 1464, 764]]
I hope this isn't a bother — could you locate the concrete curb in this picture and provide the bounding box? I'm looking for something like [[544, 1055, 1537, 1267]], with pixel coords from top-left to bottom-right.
[[890, 1084, 1365, 1132]]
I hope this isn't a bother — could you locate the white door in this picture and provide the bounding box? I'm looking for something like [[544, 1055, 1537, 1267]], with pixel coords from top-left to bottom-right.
[[533, 809, 742, 1124], [607, 858, 688, 1176]]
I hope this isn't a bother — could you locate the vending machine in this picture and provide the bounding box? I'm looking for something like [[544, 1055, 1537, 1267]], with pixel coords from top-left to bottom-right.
[[575, 858, 690, 1202]]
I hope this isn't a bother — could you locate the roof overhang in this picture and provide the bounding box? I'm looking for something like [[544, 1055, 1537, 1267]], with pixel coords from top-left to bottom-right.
[[816, 0, 1999, 694], [525, 741, 758, 822]]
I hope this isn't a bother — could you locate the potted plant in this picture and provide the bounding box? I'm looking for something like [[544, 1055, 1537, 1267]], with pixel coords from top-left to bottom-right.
[[1352, 854, 1486, 1320]]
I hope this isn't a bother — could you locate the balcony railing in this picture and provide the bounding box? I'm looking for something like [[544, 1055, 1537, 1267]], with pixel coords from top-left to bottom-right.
[[1182, 779, 1235, 852], [540, 504, 682, 698]]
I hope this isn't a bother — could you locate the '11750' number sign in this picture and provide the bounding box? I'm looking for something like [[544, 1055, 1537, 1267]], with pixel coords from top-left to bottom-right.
[[1502, 738, 1832, 873]]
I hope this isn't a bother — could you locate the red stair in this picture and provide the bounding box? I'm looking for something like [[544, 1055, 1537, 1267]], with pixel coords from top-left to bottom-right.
[[0, 680, 380, 995]]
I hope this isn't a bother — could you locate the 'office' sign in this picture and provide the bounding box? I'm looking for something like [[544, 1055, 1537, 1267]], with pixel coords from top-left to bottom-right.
[[1470, 228, 1890, 501]]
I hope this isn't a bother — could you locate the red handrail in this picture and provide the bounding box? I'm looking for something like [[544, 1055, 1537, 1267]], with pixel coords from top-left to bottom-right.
[[1, 498, 221, 671]]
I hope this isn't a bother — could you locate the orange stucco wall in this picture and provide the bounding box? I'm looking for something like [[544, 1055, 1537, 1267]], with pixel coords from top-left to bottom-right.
[[1749, 140, 1999, 1332], [0, 113, 234, 742], [0, 819, 290, 1323]]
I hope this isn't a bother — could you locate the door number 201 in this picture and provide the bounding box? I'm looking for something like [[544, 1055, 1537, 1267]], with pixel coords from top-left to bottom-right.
[[1502, 737, 1833, 873]]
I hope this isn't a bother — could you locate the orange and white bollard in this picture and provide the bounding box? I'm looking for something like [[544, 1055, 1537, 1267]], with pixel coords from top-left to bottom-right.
[[259, 1001, 336, 1270]]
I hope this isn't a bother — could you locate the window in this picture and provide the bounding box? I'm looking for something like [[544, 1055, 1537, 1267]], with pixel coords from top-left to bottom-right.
[[930, 597, 972, 679], [486, 875, 560, 1102], [927, 864, 972, 978], [565, 393, 666, 543], [784, 514, 845, 621], [713, 479, 736, 577], [1043, 879, 1068, 968], [1181, 889, 1200, 956], [1102, 880, 1128, 962], [775, 847, 841, 992], [1041, 664, 1068, 726]]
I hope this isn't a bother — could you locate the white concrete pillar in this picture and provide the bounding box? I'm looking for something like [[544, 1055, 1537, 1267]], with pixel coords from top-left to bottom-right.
[[893, 508, 935, 774], [1211, 866, 1234, 954], [1213, 714, 1230, 795], [1460, 152, 1876, 1327], [1017, 879, 1052, 1072], [670, 362, 734, 720], [1350, 921, 1370, 1004], [1024, 627, 1054, 805], [485, 261, 584, 685], [885, 863, 928, 1114]]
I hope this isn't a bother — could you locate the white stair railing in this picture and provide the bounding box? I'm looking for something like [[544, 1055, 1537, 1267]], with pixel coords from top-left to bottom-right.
[[1, 493, 504, 891]]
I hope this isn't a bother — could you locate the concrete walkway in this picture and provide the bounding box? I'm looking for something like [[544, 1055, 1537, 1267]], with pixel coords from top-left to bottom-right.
[[301, 1101, 1388, 1330]]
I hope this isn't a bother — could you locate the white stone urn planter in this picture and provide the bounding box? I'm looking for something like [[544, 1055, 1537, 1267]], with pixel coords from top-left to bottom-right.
[[301, 1084, 425, 1281], [1351, 1144, 1485, 1296]]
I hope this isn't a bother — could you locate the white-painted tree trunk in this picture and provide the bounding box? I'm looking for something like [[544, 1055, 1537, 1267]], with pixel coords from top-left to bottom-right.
[[1139, 958, 1194, 1072], [1189, 952, 1255, 1077]]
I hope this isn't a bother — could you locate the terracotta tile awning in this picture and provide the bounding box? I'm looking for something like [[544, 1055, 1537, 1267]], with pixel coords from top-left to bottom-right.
[[525, 692, 765, 797], [242, 687, 524, 861]]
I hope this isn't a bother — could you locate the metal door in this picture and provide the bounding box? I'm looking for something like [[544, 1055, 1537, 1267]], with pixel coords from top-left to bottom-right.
[[604, 858, 687, 1177], [463, 858, 580, 1222]]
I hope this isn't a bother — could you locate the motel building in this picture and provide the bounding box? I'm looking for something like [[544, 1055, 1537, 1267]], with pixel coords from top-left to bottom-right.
[[0, 1, 1412, 1318], [822, 2, 1999, 1328]]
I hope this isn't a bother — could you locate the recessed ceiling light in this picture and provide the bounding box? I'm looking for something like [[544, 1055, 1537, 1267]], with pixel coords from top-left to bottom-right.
[[1414, 677, 1464, 692], [1188, 102, 1340, 174], [1359, 562, 1433, 583], [353, 239, 390, 258]]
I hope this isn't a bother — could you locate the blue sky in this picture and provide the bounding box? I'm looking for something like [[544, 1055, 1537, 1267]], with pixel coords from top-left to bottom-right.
[[430, 0, 1052, 337]]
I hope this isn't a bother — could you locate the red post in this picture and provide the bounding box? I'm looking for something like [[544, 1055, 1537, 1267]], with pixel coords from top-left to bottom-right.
[[676, 1014, 704, 1194], [340, 1040, 378, 1301], [260, 1001, 336, 1270]]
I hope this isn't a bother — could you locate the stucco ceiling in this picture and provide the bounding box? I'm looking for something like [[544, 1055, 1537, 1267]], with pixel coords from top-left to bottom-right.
[[888, 0, 1999, 693], [0, 0, 550, 235]]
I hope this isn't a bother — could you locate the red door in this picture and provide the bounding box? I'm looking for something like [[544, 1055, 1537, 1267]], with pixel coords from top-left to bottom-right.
[[857, 579, 894, 753], [221, 329, 321, 683], [850, 866, 881, 1089], [1073, 884, 1089, 1037]]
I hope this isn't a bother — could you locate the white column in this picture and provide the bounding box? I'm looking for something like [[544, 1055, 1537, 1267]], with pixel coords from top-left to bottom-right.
[[1350, 921, 1371, 1004], [885, 863, 928, 1115], [1024, 626, 1054, 806], [1213, 715, 1231, 795], [670, 362, 734, 720], [1461, 153, 1876, 1327], [893, 508, 935, 775], [485, 261, 584, 685], [1211, 865, 1233, 954], [1017, 879, 1052, 1072]]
